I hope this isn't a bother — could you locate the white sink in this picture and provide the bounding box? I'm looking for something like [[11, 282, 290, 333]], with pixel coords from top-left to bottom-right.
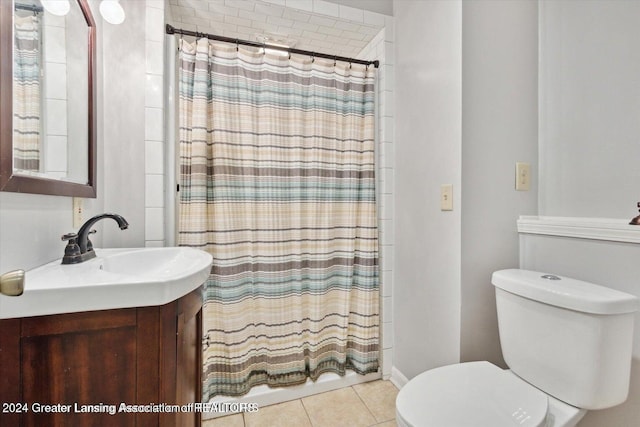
[[0, 247, 212, 319]]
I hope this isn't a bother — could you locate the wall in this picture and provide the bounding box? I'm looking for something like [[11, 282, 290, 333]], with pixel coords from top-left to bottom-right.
[[393, 0, 462, 381], [144, 0, 166, 247], [357, 24, 395, 379], [0, 2, 106, 275], [520, 234, 640, 427], [42, 11, 69, 180], [325, 0, 393, 16], [0, 0, 159, 275], [100, 0, 147, 248], [460, 0, 538, 365], [538, 0, 640, 219], [525, 1, 640, 424]]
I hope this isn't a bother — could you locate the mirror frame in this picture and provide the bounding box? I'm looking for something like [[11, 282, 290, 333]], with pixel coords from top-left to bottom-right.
[[0, 0, 97, 198]]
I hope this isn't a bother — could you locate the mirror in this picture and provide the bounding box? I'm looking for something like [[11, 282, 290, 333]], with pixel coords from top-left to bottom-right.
[[0, 0, 96, 197]]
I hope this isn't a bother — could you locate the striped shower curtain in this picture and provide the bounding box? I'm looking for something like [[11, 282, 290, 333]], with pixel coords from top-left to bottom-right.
[[13, 14, 41, 172], [177, 38, 379, 399]]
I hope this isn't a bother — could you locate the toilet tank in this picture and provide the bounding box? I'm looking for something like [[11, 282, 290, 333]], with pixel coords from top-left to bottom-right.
[[492, 269, 639, 410]]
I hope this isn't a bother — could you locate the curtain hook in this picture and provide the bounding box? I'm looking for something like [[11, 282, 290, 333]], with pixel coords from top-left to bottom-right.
[[236, 39, 239, 51], [334, 56, 337, 67]]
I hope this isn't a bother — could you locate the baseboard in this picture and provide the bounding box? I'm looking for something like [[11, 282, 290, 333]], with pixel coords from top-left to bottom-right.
[[390, 366, 409, 389]]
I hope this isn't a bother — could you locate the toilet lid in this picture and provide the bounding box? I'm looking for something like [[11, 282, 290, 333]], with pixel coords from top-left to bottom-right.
[[396, 361, 548, 427]]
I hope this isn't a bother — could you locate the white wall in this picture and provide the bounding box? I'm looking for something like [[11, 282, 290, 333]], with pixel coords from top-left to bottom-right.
[[0, 193, 103, 273], [325, 0, 393, 16], [520, 234, 640, 427], [393, 0, 462, 380], [460, 0, 538, 365], [0, 0, 154, 276], [525, 2, 640, 424], [100, 0, 147, 248], [538, 0, 640, 219], [0, 3, 106, 275], [144, 0, 166, 247]]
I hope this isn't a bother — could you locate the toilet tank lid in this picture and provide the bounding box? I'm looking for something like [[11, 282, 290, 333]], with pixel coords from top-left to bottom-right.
[[492, 269, 639, 315]]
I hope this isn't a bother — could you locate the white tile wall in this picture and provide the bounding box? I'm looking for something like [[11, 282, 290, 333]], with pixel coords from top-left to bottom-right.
[[46, 99, 68, 135], [165, 0, 385, 59], [145, 0, 166, 247], [357, 25, 395, 379], [45, 136, 67, 173], [42, 13, 69, 178], [45, 63, 67, 99]]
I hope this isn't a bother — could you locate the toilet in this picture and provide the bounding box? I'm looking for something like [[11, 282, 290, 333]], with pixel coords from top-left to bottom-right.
[[396, 269, 639, 427]]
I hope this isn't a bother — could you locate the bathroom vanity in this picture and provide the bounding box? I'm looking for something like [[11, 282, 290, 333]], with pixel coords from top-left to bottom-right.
[[0, 288, 202, 427], [0, 247, 212, 427]]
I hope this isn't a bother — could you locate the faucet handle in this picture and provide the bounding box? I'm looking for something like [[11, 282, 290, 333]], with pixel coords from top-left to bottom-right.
[[86, 229, 97, 252], [630, 202, 640, 226], [62, 233, 78, 242], [61, 233, 82, 264]]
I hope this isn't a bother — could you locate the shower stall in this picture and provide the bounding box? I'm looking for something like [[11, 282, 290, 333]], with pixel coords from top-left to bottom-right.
[[165, 9, 392, 414]]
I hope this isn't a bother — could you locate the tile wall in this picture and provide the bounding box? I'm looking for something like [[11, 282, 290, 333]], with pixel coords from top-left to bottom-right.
[[42, 14, 69, 179], [357, 21, 394, 380], [166, 0, 384, 59], [144, 0, 167, 247]]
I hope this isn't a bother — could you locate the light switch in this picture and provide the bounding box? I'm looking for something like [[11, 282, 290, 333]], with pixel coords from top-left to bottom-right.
[[73, 198, 83, 228], [441, 184, 453, 211], [515, 162, 530, 191]]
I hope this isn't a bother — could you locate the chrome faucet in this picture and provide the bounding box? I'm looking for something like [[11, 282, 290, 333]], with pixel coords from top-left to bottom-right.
[[61, 213, 129, 264]]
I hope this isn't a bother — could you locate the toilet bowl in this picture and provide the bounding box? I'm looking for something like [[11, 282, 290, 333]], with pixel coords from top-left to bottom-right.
[[395, 361, 586, 427], [395, 269, 639, 427]]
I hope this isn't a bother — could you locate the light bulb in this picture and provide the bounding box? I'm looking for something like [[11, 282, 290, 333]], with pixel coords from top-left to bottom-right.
[[41, 0, 71, 16], [100, 0, 125, 25]]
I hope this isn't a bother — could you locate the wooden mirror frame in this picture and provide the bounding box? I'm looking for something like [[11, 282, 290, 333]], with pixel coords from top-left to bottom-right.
[[0, 0, 97, 198]]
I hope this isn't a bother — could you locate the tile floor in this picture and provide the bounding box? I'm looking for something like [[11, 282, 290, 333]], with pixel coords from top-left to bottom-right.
[[202, 380, 399, 427]]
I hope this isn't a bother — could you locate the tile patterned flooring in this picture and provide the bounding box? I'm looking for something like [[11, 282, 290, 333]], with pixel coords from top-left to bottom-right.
[[202, 380, 399, 427]]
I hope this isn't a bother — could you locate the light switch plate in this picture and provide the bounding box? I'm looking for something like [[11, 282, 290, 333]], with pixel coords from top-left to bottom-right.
[[73, 198, 83, 228], [441, 184, 453, 211], [515, 162, 531, 191]]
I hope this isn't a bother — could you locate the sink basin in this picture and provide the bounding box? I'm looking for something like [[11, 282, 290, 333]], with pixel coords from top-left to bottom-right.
[[0, 247, 212, 319]]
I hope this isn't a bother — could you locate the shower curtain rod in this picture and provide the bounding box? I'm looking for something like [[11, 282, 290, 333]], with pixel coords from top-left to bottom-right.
[[166, 24, 379, 68]]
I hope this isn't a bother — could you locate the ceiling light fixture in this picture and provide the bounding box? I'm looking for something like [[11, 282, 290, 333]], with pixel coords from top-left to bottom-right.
[[41, 0, 71, 16], [255, 33, 297, 57], [99, 0, 125, 25]]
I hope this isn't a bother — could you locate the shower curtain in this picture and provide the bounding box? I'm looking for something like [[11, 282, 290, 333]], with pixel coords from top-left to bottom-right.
[[177, 38, 379, 399], [13, 14, 41, 172]]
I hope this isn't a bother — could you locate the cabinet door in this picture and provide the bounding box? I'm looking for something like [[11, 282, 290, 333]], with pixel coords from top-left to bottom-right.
[[0, 319, 21, 427], [0, 309, 163, 427], [175, 288, 203, 427]]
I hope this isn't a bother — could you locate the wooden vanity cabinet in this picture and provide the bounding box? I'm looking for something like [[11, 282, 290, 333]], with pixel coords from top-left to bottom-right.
[[0, 286, 203, 427]]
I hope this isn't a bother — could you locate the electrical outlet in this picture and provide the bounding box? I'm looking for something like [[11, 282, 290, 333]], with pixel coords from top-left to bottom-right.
[[441, 184, 453, 211], [73, 198, 83, 228], [515, 162, 531, 191]]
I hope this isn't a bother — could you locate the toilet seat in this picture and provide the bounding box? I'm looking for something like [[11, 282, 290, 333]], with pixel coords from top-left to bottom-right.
[[396, 361, 549, 427]]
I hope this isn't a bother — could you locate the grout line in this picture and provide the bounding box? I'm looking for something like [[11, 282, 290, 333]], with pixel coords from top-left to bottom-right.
[[351, 384, 380, 425], [299, 397, 315, 426]]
